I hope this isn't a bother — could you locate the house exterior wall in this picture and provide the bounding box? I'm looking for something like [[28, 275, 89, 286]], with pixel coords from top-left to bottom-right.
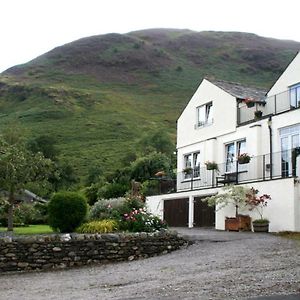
[[147, 52, 300, 232], [215, 179, 299, 232], [177, 79, 237, 149], [268, 52, 300, 96]]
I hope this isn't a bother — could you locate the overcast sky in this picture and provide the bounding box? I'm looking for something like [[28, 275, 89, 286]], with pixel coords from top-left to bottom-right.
[[1, 0, 300, 73]]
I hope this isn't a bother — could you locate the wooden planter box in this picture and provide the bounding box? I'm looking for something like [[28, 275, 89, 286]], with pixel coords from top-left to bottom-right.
[[225, 215, 251, 232]]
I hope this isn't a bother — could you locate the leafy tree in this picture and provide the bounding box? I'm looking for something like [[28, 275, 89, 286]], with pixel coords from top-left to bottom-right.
[[0, 136, 53, 231], [130, 152, 173, 182], [85, 163, 103, 185], [137, 129, 175, 156], [27, 135, 60, 161], [48, 161, 79, 192]]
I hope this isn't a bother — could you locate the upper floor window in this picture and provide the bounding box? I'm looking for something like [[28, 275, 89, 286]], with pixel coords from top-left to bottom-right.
[[196, 102, 213, 128], [290, 83, 300, 108]]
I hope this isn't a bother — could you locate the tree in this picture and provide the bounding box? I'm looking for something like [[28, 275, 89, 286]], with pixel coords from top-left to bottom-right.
[[27, 135, 60, 161], [203, 185, 251, 217], [0, 137, 53, 231], [137, 129, 175, 157], [130, 152, 173, 182]]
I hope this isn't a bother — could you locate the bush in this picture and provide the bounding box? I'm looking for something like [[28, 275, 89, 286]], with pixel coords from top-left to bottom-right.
[[48, 192, 88, 233], [89, 197, 126, 221], [98, 182, 128, 199], [76, 219, 118, 233], [120, 207, 167, 232], [118, 195, 145, 216], [14, 203, 37, 226]]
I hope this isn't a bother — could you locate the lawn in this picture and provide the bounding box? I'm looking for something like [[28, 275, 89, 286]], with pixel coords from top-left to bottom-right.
[[277, 231, 300, 241], [0, 225, 53, 235]]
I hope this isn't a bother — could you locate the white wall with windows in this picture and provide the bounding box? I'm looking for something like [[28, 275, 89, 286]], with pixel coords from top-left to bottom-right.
[[177, 79, 237, 149]]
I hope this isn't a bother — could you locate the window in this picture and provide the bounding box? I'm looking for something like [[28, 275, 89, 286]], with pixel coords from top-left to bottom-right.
[[183, 151, 200, 179], [196, 102, 213, 128], [290, 83, 300, 108], [280, 123, 300, 176], [225, 139, 246, 173]]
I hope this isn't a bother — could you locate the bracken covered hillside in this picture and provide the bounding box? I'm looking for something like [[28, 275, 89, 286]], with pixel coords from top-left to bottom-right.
[[0, 29, 299, 177]]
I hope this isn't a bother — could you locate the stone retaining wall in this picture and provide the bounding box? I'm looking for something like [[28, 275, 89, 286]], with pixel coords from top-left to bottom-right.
[[0, 230, 186, 272]]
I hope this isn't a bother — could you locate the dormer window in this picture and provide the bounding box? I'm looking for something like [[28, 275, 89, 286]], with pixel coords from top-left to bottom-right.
[[196, 102, 213, 128], [290, 83, 300, 108]]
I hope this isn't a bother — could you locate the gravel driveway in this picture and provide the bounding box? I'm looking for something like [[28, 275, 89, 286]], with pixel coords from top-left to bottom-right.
[[1, 229, 300, 300]]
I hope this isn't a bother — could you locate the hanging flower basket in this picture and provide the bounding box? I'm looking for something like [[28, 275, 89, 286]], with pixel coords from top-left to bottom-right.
[[183, 167, 193, 175], [238, 153, 251, 164], [205, 161, 219, 171]]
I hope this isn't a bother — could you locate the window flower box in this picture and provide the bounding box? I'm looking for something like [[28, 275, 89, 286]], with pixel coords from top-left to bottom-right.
[[205, 161, 219, 171], [238, 153, 251, 164]]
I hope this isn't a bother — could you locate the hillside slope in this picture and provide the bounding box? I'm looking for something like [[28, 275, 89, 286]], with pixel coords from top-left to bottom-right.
[[1, 29, 299, 178]]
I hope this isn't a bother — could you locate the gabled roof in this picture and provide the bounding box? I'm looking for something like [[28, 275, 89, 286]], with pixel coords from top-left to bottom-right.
[[211, 79, 267, 101]]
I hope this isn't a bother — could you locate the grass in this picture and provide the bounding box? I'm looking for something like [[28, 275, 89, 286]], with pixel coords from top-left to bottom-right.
[[0, 30, 298, 180], [0, 225, 53, 235], [276, 231, 300, 241]]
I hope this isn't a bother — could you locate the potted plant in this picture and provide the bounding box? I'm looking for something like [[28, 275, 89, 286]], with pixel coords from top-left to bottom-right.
[[203, 185, 251, 231], [254, 110, 263, 120], [238, 153, 251, 164], [245, 187, 271, 232], [183, 167, 193, 175], [205, 161, 219, 171]]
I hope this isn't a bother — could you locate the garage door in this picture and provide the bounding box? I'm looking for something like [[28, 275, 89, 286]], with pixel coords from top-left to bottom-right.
[[194, 197, 215, 227], [163, 198, 188, 227]]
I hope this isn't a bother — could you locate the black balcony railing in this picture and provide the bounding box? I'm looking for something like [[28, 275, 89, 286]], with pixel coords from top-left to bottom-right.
[[238, 89, 299, 125], [177, 148, 300, 192]]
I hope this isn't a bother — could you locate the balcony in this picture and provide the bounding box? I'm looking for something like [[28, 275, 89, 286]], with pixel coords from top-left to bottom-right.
[[177, 148, 300, 192], [237, 89, 299, 125]]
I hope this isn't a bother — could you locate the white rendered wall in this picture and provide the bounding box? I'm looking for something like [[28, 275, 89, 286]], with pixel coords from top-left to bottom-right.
[[268, 52, 300, 96], [177, 79, 237, 149], [216, 178, 298, 232]]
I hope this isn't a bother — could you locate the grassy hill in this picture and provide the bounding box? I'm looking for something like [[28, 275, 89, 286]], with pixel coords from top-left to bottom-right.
[[0, 29, 299, 179]]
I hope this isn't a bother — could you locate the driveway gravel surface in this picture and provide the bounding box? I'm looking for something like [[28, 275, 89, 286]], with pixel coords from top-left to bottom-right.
[[1, 229, 300, 300]]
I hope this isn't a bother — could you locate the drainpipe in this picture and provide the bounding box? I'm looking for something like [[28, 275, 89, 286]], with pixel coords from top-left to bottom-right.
[[268, 116, 273, 179]]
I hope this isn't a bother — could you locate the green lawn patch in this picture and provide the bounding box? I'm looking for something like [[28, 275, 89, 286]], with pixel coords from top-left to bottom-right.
[[0, 225, 53, 235], [276, 231, 300, 241]]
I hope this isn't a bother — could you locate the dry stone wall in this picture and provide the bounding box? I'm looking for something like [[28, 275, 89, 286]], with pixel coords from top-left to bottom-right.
[[0, 230, 186, 272]]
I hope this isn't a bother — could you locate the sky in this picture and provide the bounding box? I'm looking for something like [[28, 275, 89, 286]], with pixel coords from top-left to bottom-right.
[[1, 0, 300, 73]]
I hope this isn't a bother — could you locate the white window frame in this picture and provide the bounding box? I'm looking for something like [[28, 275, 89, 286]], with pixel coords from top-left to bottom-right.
[[196, 102, 213, 128], [225, 139, 247, 173], [289, 83, 300, 108], [183, 151, 200, 179]]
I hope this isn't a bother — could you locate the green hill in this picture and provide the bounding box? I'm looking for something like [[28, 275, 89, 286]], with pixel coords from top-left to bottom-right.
[[0, 29, 299, 178]]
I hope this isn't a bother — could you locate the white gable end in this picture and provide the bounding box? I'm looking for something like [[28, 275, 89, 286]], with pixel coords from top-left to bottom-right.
[[177, 79, 237, 149], [268, 52, 300, 96]]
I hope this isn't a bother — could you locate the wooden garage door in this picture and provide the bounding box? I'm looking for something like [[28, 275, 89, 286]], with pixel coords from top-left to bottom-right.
[[164, 198, 188, 227], [194, 197, 215, 227]]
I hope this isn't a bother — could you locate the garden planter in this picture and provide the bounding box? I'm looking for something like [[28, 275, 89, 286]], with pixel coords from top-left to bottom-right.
[[252, 222, 269, 233], [225, 215, 251, 231], [238, 157, 250, 164]]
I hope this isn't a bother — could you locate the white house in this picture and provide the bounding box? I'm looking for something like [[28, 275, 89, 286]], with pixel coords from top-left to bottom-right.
[[147, 52, 300, 232]]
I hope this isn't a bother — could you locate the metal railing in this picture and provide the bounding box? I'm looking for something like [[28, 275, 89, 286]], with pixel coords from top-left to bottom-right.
[[238, 89, 299, 125], [177, 148, 300, 192]]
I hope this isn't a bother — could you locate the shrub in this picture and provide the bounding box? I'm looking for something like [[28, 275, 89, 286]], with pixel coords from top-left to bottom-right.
[[76, 219, 118, 233], [120, 207, 167, 232], [89, 197, 126, 221], [118, 195, 145, 216], [98, 182, 128, 199], [14, 203, 37, 225], [48, 192, 88, 233]]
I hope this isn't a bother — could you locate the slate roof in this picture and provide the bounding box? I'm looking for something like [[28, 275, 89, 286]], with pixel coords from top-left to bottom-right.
[[211, 79, 268, 101]]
